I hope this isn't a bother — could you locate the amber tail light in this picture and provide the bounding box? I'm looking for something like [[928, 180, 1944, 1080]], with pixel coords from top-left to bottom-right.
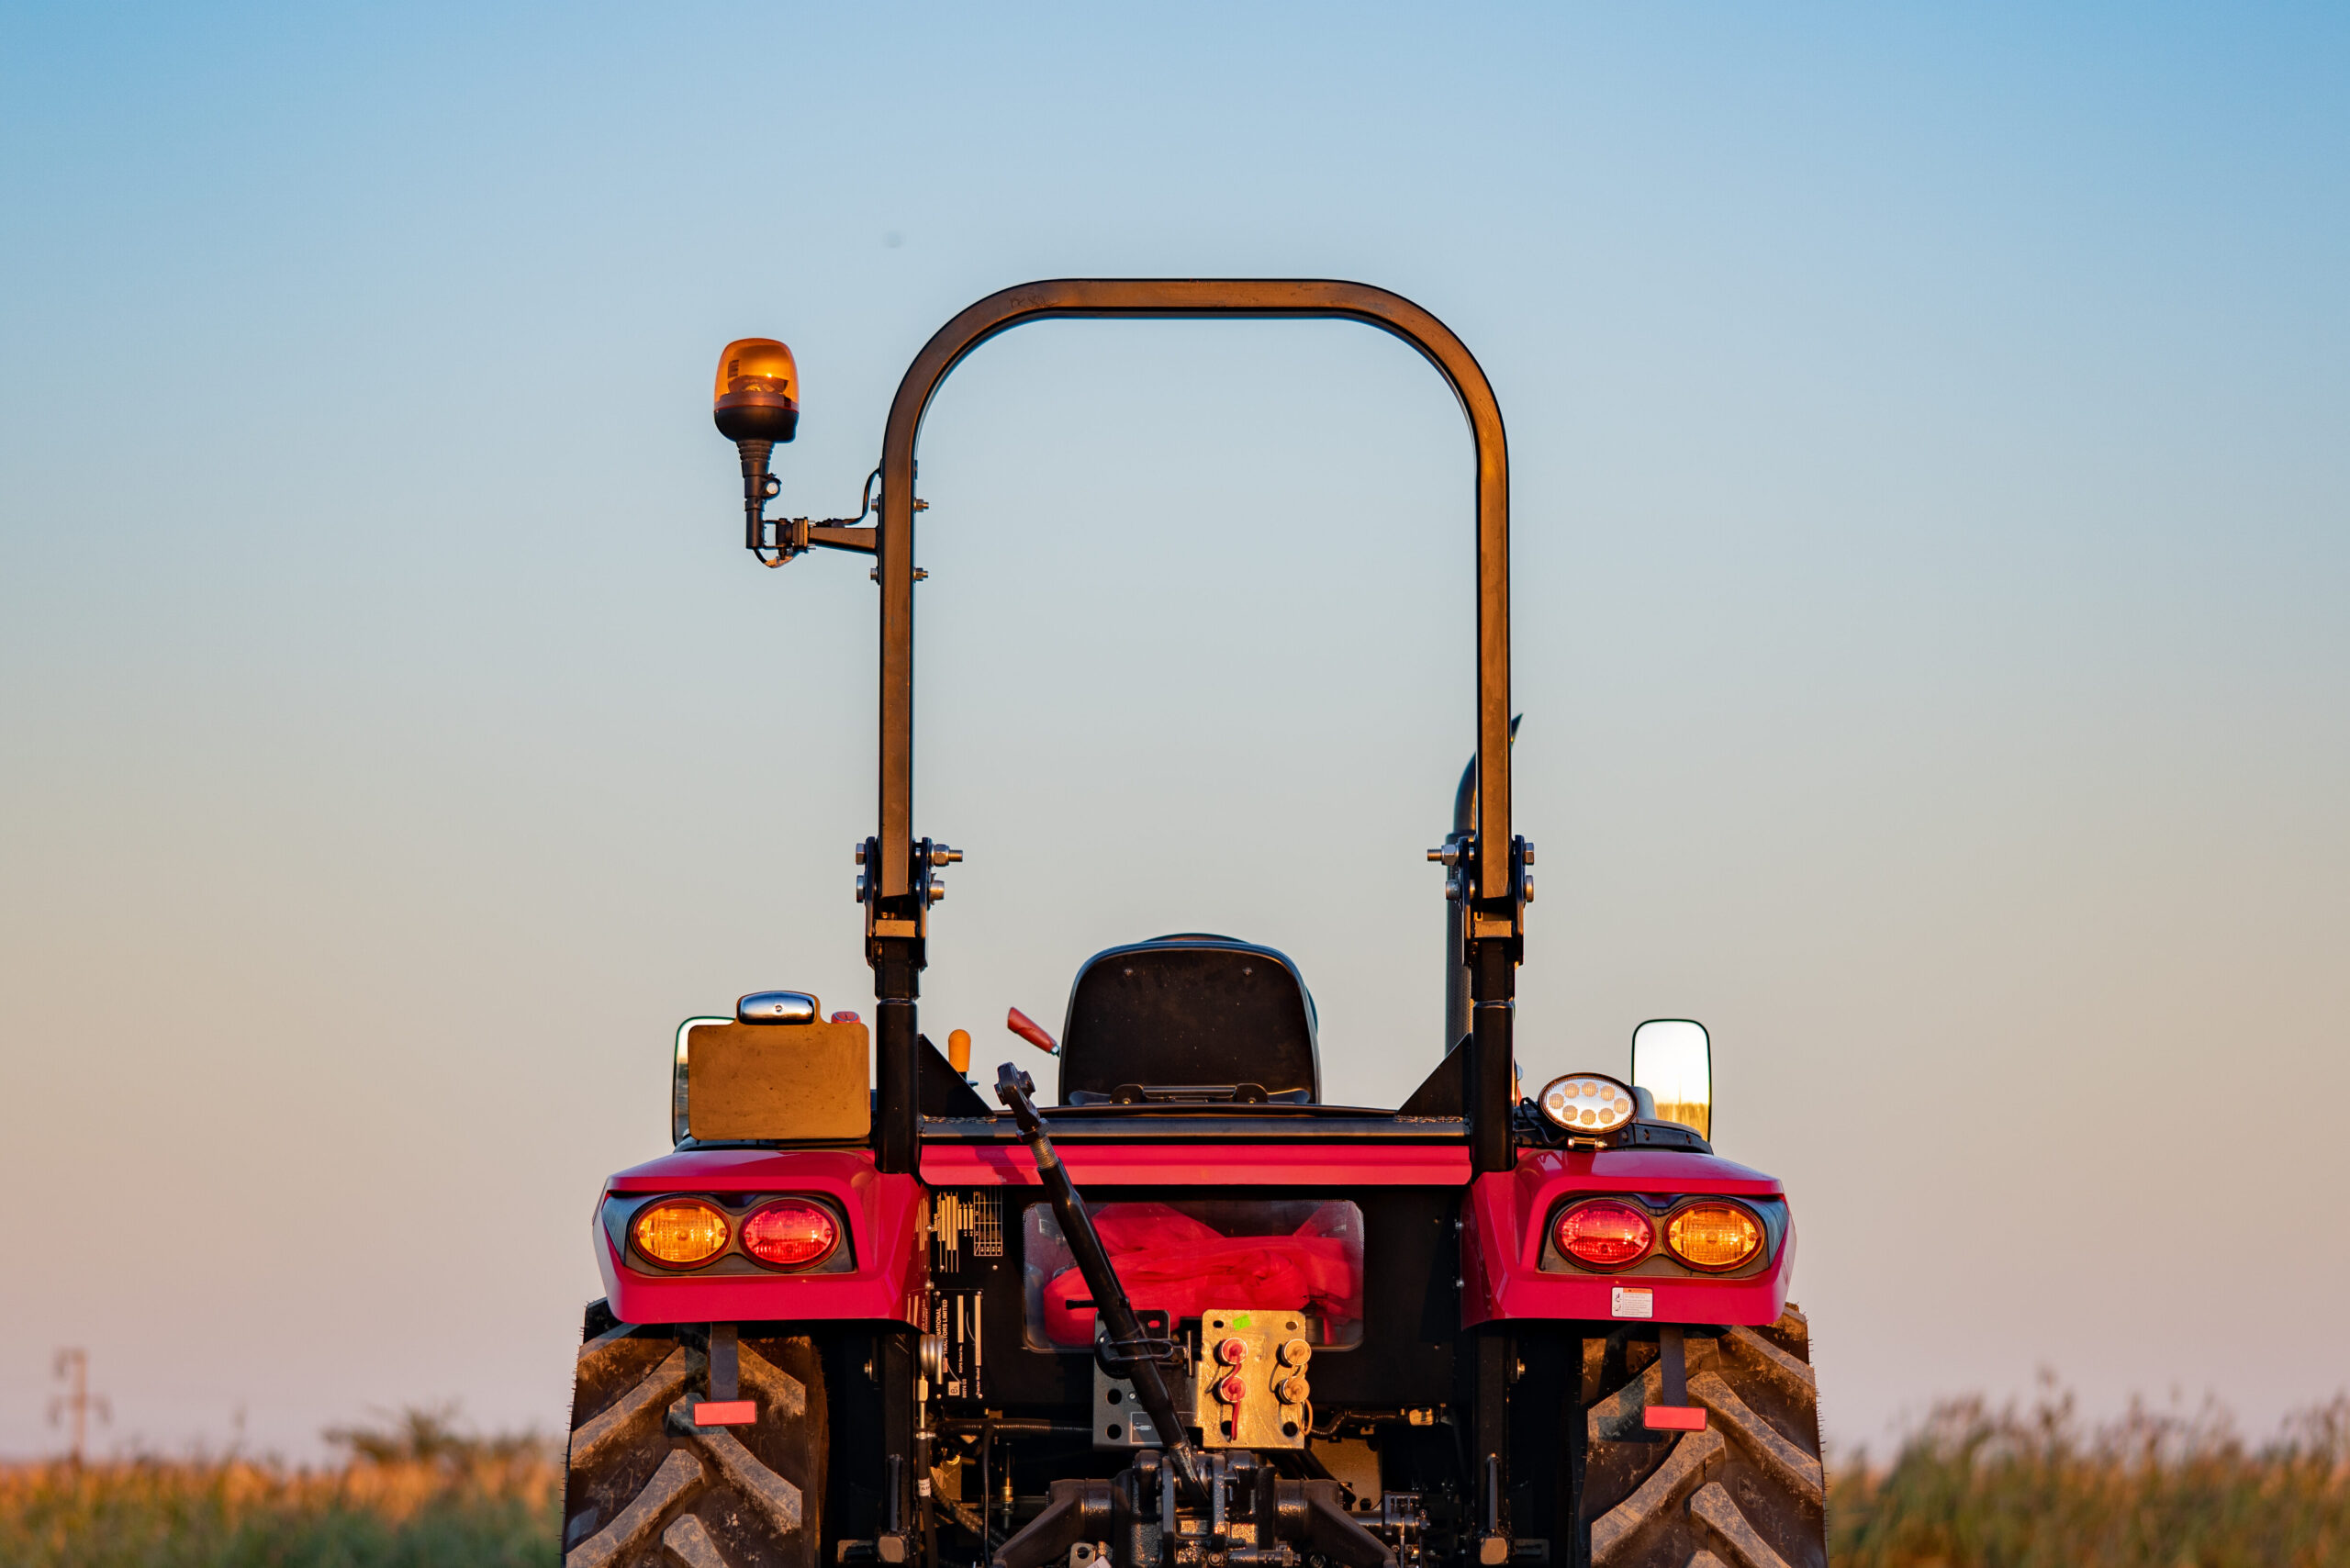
[[1554, 1199, 1654, 1270], [1665, 1203, 1762, 1271], [633, 1200, 730, 1268]]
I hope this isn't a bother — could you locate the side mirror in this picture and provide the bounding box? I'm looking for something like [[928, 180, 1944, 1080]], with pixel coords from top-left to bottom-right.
[[1630, 1019, 1712, 1141], [674, 1016, 726, 1145]]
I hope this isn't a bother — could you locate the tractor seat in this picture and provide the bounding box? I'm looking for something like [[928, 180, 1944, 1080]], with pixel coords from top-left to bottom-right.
[[1056, 935, 1320, 1106]]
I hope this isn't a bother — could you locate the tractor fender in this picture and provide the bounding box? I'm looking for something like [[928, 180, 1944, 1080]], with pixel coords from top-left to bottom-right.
[[1460, 1147, 1795, 1327], [595, 1148, 929, 1327]]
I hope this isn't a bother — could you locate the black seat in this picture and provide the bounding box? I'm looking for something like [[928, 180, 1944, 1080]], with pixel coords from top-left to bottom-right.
[[1056, 935, 1320, 1105]]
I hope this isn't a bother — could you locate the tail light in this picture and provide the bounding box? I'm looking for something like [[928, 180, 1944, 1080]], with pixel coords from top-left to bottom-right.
[[741, 1200, 840, 1270], [633, 1200, 730, 1267], [1554, 1199, 1653, 1270], [1665, 1203, 1762, 1271]]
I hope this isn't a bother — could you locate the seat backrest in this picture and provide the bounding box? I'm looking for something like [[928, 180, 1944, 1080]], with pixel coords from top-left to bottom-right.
[[1057, 935, 1320, 1105]]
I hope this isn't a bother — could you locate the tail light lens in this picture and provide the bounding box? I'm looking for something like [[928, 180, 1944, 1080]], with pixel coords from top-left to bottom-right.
[[633, 1200, 730, 1267], [1554, 1199, 1653, 1270], [741, 1200, 839, 1270], [1665, 1203, 1762, 1271]]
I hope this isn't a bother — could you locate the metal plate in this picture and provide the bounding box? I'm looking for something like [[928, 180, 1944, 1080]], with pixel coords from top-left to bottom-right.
[[1194, 1307, 1312, 1450]]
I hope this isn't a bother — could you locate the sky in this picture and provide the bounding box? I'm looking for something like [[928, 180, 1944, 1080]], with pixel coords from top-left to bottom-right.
[[2, 2, 2345, 1462]]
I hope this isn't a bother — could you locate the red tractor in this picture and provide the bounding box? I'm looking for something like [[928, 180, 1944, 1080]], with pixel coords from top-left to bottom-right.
[[560, 282, 1827, 1568]]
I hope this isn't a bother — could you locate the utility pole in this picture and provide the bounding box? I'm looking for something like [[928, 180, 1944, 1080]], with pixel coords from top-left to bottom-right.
[[48, 1348, 109, 1464]]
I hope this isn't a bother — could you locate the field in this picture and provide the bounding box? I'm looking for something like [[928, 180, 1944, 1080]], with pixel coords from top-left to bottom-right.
[[1830, 1385, 2350, 1567], [0, 1409, 558, 1568], [4, 1389, 2345, 1568]]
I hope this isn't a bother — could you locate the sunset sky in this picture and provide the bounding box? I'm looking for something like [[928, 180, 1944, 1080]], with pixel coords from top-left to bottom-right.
[[3, 2, 2344, 1461]]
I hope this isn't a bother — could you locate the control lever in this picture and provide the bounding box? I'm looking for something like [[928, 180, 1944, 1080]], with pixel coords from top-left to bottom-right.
[[996, 1063, 1204, 1504]]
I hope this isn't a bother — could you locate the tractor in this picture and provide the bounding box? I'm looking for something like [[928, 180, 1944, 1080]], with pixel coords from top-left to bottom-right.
[[560, 281, 1827, 1568]]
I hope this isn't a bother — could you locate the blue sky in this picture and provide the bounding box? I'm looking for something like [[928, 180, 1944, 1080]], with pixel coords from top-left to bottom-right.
[[3, 2, 2344, 1458]]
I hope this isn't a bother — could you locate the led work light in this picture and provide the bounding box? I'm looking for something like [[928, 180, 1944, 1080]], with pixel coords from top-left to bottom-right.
[[1537, 1071, 1638, 1135]]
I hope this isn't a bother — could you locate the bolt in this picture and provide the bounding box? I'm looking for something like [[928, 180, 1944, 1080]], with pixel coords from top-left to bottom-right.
[[1217, 1338, 1249, 1366], [1276, 1375, 1310, 1406], [855, 844, 867, 864], [927, 880, 946, 904]]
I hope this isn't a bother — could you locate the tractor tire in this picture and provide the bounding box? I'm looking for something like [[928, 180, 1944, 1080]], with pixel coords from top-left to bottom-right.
[[561, 1302, 828, 1568], [1580, 1305, 1826, 1568]]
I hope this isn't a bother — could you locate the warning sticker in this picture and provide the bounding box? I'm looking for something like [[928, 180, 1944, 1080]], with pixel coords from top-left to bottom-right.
[[1610, 1286, 1654, 1319]]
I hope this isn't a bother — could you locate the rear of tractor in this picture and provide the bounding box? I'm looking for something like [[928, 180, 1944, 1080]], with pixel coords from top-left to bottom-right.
[[559, 282, 1828, 1568]]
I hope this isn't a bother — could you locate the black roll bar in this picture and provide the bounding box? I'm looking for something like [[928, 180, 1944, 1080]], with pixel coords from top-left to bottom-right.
[[864, 280, 1523, 1175]]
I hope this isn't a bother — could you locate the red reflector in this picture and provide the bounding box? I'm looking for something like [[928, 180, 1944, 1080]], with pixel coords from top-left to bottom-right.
[[694, 1400, 757, 1427], [1554, 1200, 1654, 1269], [1643, 1406, 1708, 1432], [741, 1199, 839, 1270]]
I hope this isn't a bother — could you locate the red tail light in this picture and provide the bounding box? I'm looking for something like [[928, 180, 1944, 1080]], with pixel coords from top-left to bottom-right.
[[1554, 1199, 1654, 1270], [741, 1199, 839, 1270]]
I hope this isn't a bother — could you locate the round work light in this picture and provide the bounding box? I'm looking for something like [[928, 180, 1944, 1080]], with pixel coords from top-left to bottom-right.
[[1553, 1199, 1653, 1270], [741, 1199, 840, 1270], [632, 1199, 730, 1268]]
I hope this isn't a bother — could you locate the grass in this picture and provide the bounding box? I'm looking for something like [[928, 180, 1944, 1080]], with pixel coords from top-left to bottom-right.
[[5, 1389, 2346, 1566], [0, 1407, 558, 1568], [1829, 1383, 2350, 1568]]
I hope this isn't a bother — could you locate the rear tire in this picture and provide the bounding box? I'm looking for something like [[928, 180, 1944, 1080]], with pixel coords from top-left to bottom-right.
[[562, 1302, 828, 1568], [1579, 1305, 1826, 1568]]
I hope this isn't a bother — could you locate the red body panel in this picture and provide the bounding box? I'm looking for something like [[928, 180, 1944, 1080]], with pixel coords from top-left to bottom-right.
[[1459, 1148, 1796, 1327], [594, 1140, 1796, 1330], [919, 1142, 1472, 1187], [596, 1148, 928, 1327]]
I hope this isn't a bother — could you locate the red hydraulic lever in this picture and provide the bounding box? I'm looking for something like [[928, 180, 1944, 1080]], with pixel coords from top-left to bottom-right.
[[1006, 1007, 1058, 1055]]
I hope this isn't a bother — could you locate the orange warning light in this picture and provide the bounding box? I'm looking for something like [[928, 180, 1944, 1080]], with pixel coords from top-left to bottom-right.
[[712, 338, 799, 443], [632, 1199, 730, 1267], [1664, 1203, 1762, 1271]]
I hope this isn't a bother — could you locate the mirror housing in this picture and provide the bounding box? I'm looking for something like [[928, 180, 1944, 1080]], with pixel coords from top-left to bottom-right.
[[1630, 1019, 1711, 1140]]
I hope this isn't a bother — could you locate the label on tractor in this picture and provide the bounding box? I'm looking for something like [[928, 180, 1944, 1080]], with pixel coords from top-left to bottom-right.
[[1610, 1286, 1654, 1319]]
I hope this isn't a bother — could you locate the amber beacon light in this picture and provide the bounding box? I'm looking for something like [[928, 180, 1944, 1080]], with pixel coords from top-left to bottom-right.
[[713, 338, 799, 551]]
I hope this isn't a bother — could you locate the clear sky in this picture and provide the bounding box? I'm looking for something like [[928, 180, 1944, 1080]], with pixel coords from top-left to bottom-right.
[[3, 3, 2344, 1462]]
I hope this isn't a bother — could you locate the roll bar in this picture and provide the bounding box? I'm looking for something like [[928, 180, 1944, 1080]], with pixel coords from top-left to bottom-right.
[[857, 280, 1525, 1174]]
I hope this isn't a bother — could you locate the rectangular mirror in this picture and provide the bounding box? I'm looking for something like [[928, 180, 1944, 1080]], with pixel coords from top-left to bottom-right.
[[1630, 1018, 1711, 1140]]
